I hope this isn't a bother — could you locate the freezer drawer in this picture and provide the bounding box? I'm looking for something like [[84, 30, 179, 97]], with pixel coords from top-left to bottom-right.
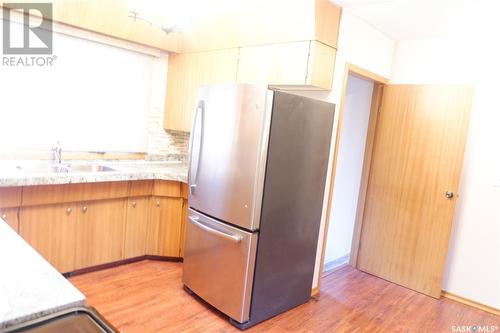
[[182, 209, 258, 323]]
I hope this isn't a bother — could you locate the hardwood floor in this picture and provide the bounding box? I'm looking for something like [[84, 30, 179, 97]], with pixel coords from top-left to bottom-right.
[[70, 260, 499, 333]]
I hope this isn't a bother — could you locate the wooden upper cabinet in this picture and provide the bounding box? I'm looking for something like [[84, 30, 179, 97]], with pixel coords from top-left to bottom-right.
[[237, 42, 310, 86], [307, 42, 337, 90], [180, 0, 341, 52], [314, 0, 342, 48], [45, 0, 181, 51], [163, 0, 341, 132], [164, 48, 239, 132], [237, 41, 336, 89], [165, 40, 336, 131], [18, 1, 339, 54]]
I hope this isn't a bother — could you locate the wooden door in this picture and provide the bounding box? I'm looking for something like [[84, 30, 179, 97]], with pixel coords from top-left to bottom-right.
[[75, 199, 126, 269], [357, 85, 474, 297], [147, 197, 183, 257], [20, 203, 77, 273], [123, 197, 150, 259]]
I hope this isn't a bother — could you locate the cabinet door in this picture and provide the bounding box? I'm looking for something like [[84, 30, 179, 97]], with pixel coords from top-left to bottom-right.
[[123, 197, 150, 259], [19, 203, 77, 273], [147, 197, 183, 257], [75, 199, 126, 269], [164, 48, 239, 132], [237, 41, 310, 86], [1, 207, 19, 233], [306, 41, 336, 90]]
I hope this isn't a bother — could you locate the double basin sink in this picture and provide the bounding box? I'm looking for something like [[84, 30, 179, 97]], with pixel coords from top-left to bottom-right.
[[16, 163, 116, 174]]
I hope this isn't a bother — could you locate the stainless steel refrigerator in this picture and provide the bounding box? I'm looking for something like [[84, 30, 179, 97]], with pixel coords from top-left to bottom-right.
[[183, 83, 335, 329]]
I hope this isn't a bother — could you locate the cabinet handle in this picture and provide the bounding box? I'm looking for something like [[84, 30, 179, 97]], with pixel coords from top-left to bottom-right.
[[82, 206, 88, 213], [132, 201, 137, 208], [66, 207, 72, 215], [1, 214, 6, 220], [156, 200, 160, 207]]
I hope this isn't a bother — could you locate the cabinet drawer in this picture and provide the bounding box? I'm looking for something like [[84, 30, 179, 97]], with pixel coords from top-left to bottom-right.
[[129, 180, 153, 197], [183, 209, 258, 323], [22, 182, 129, 206], [0, 187, 22, 208]]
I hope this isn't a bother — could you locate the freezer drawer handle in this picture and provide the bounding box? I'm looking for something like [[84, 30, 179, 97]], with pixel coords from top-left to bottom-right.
[[188, 216, 243, 243]]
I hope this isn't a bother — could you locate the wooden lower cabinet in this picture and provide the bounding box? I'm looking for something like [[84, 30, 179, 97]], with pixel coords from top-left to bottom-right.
[[179, 199, 188, 257], [75, 199, 127, 270], [0, 207, 19, 233], [147, 197, 183, 257], [123, 197, 150, 259], [17, 180, 186, 273], [20, 203, 78, 273]]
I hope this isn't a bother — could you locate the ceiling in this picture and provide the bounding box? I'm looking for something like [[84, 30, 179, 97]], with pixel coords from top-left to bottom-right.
[[331, 0, 474, 40]]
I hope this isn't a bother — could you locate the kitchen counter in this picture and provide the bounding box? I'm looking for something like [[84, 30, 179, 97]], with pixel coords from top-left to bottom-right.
[[0, 219, 85, 330], [0, 160, 188, 187]]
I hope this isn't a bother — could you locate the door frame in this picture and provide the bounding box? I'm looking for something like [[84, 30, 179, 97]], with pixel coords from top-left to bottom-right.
[[316, 63, 388, 291]]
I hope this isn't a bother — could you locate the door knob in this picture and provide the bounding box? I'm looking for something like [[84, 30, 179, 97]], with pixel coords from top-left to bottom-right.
[[82, 206, 88, 213], [445, 191, 454, 199], [66, 207, 72, 215], [132, 201, 137, 208], [2, 214, 6, 220]]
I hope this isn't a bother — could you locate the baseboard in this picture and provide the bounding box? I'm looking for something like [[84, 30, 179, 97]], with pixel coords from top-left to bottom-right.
[[323, 254, 350, 273], [144, 255, 183, 263], [311, 254, 351, 297], [441, 290, 500, 316], [63, 255, 183, 278]]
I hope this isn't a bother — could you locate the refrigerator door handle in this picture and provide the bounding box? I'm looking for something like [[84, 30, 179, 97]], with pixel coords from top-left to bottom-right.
[[188, 216, 243, 243], [188, 100, 205, 195]]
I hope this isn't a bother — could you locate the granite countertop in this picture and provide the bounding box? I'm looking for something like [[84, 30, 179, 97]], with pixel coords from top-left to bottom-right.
[[0, 219, 85, 329], [0, 160, 188, 187]]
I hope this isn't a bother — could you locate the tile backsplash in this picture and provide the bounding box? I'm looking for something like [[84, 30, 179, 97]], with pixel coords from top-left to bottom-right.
[[147, 105, 190, 162]]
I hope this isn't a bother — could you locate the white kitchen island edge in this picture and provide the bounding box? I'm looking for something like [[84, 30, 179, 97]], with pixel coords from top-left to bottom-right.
[[0, 219, 85, 330]]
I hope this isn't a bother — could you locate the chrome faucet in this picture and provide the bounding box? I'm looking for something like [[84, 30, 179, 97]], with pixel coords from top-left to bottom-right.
[[52, 141, 62, 164]]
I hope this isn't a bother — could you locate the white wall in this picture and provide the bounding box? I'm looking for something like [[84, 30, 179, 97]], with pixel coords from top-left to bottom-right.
[[312, 12, 395, 287], [390, 2, 500, 308], [0, 20, 167, 154], [323, 74, 373, 268]]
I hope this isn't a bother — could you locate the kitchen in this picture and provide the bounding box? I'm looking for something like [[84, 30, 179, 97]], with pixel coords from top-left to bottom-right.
[[0, 0, 499, 332]]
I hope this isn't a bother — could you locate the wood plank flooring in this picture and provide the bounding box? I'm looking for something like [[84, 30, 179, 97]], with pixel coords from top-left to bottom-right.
[[70, 260, 499, 333]]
